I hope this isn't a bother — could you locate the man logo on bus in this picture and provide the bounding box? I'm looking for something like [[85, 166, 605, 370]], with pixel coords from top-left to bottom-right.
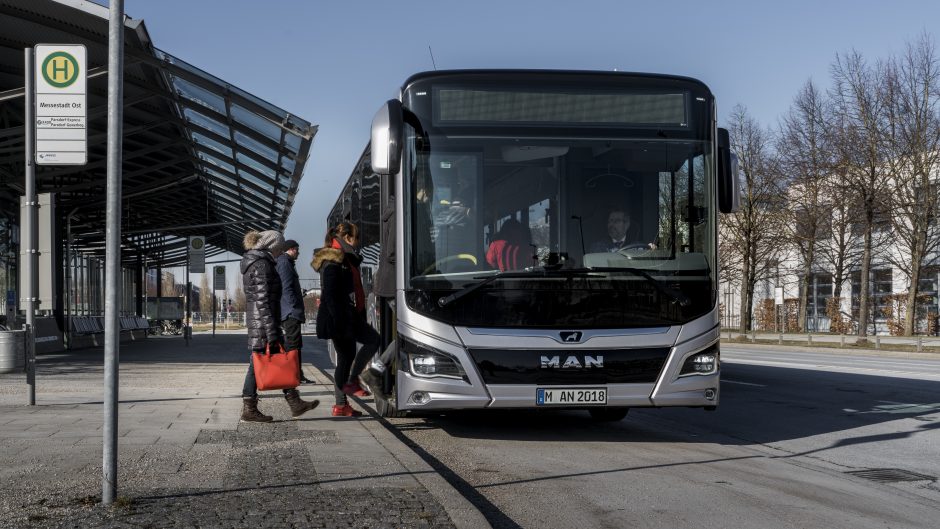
[[540, 355, 604, 369], [560, 331, 582, 343], [42, 52, 80, 88]]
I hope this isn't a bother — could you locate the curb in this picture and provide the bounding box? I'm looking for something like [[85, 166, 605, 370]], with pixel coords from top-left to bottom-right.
[[309, 364, 492, 529]]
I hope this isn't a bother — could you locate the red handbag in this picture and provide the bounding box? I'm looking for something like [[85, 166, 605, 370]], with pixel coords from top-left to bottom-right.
[[252, 342, 300, 391]]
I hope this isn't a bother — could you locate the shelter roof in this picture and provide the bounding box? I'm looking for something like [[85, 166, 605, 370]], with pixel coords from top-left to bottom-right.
[[0, 0, 316, 266]]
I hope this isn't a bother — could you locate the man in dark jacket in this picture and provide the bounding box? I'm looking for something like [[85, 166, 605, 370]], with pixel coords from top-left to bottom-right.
[[275, 239, 312, 383], [240, 230, 318, 422], [588, 208, 656, 253]]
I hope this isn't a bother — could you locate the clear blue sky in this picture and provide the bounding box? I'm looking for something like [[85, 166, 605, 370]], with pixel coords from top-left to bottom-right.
[[121, 0, 934, 282]]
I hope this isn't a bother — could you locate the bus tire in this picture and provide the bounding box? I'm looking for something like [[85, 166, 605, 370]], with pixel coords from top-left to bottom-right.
[[588, 407, 629, 422]]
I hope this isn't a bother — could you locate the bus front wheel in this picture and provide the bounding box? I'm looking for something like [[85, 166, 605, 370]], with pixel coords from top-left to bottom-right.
[[588, 407, 629, 421]]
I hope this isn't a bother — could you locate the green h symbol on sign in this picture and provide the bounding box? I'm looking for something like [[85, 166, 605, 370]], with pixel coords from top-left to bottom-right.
[[41, 51, 79, 88], [52, 57, 70, 78]]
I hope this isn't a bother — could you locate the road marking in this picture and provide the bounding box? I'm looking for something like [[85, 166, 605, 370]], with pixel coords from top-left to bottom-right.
[[722, 379, 766, 387]]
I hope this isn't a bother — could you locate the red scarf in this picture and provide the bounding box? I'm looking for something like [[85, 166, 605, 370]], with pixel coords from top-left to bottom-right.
[[332, 239, 365, 312]]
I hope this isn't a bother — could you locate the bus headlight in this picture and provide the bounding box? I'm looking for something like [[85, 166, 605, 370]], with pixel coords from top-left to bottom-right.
[[402, 338, 466, 379], [679, 344, 719, 377]]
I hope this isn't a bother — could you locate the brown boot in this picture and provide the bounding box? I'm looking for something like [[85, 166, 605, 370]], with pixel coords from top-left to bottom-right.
[[240, 397, 273, 423], [284, 388, 319, 418]]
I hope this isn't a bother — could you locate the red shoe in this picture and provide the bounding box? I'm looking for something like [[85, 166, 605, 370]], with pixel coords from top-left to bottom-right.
[[331, 404, 363, 417], [342, 381, 371, 397]]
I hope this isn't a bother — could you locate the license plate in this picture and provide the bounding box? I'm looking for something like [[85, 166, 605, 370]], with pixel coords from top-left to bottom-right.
[[536, 387, 607, 406]]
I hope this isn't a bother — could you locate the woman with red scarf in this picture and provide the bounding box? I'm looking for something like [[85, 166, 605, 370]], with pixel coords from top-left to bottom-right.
[[312, 222, 381, 417]]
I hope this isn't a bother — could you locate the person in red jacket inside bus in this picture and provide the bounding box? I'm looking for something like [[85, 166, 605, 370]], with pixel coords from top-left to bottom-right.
[[486, 218, 532, 271]]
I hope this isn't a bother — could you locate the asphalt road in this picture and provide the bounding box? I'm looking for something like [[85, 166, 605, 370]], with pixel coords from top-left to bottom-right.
[[311, 341, 940, 529]]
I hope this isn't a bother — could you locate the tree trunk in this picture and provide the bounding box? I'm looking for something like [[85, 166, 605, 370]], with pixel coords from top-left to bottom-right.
[[904, 268, 920, 336], [798, 253, 813, 332], [739, 266, 751, 332], [858, 226, 873, 337]]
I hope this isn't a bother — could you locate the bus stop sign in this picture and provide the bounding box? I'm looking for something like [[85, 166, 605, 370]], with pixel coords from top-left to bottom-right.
[[213, 265, 226, 291], [34, 44, 87, 165]]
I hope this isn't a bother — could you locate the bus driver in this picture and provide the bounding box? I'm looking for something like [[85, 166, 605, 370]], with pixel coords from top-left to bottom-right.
[[589, 208, 657, 253]]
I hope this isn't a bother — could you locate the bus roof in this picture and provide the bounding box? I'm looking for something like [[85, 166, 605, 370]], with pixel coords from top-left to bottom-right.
[[400, 69, 713, 97]]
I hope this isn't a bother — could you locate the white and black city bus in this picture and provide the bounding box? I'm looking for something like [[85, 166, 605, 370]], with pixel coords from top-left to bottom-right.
[[327, 69, 739, 420]]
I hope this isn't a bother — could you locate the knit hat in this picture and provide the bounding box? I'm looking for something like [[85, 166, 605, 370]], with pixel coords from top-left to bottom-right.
[[253, 230, 285, 251]]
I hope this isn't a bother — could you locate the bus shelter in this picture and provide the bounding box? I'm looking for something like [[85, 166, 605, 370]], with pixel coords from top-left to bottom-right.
[[0, 0, 316, 351]]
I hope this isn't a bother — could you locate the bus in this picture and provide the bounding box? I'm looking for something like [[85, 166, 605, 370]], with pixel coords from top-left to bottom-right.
[[327, 69, 739, 420]]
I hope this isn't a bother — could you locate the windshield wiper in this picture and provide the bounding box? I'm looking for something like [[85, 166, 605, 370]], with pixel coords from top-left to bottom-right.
[[589, 266, 692, 307], [437, 268, 595, 307]]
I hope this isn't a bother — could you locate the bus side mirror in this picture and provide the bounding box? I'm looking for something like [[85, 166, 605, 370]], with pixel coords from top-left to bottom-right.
[[717, 127, 741, 214], [370, 99, 403, 176]]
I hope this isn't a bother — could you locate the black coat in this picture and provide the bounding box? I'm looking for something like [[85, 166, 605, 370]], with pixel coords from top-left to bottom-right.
[[276, 253, 305, 321], [589, 223, 643, 253], [312, 247, 355, 341], [241, 249, 282, 351]]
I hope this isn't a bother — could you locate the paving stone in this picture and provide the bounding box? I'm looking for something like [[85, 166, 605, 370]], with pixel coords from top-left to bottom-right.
[[0, 335, 458, 529]]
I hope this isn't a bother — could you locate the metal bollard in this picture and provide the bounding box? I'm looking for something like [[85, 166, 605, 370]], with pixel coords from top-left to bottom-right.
[[779, 333, 783, 345], [808, 333, 812, 345], [918, 336, 922, 353], [875, 335, 880, 349], [840, 334, 845, 348]]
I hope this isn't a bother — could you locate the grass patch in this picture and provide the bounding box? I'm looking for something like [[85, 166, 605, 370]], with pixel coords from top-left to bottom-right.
[[73, 495, 98, 507]]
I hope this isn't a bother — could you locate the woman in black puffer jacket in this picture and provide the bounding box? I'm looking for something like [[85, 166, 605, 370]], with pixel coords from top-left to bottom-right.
[[239, 230, 318, 422], [312, 222, 380, 417]]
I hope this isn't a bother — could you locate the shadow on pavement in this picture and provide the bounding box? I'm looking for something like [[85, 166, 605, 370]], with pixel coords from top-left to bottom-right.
[[381, 362, 940, 448]]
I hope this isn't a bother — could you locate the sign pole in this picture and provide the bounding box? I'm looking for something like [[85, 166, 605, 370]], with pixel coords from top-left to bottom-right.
[[212, 265, 225, 337], [185, 236, 205, 345], [185, 259, 190, 347], [102, 0, 124, 506], [23, 48, 37, 406]]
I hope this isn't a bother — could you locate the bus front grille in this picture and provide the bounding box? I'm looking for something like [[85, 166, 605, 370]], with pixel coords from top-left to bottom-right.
[[466, 347, 670, 385]]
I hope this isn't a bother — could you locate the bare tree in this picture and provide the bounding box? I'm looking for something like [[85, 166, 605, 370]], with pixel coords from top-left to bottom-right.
[[199, 273, 212, 313], [816, 162, 863, 309], [830, 51, 896, 338], [721, 105, 788, 332], [233, 281, 246, 312], [882, 35, 940, 335], [160, 271, 180, 298], [777, 80, 831, 331]]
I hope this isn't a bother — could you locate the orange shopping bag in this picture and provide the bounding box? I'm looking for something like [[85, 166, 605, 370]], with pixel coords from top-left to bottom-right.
[[252, 342, 300, 391]]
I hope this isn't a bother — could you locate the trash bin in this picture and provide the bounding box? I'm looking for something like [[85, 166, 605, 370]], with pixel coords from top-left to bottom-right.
[[0, 330, 25, 374]]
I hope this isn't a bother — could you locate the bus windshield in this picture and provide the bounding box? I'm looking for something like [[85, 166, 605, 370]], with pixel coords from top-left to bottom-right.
[[401, 82, 717, 328]]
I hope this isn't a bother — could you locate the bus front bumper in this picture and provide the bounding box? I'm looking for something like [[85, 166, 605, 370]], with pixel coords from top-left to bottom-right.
[[396, 372, 719, 410]]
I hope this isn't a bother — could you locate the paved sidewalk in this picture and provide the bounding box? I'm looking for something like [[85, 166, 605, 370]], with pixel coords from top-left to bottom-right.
[[722, 330, 940, 359], [0, 332, 488, 529]]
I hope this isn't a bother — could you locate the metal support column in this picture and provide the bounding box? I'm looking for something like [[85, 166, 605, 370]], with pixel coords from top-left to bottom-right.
[[23, 48, 37, 406], [185, 260, 190, 347], [102, 0, 124, 506]]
